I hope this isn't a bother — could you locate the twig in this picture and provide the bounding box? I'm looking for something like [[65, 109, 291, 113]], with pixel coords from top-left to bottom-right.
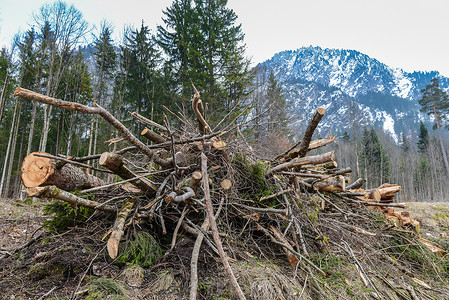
[[171, 206, 189, 250], [38, 286, 57, 300], [79, 172, 153, 194], [341, 240, 380, 298], [201, 153, 246, 300], [259, 189, 294, 202], [71, 245, 107, 300], [70, 146, 136, 163], [256, 222, 326, 277], [232, 203, 288, 215]]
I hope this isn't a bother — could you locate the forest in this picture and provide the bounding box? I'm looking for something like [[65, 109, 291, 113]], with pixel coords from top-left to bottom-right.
[[0, 0, 448, 202]]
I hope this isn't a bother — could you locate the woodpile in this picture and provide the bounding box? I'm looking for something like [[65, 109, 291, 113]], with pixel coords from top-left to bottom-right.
[[13, 86, 438, 299]]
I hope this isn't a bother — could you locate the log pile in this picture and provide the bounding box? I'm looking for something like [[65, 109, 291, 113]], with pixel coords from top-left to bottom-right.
[[13, 86, 437, 299]]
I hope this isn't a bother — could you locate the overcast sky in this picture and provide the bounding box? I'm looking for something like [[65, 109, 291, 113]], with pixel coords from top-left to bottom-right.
[[0, 0, 448, 76]]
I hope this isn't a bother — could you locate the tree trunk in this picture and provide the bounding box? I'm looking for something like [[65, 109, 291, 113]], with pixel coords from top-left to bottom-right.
[[0, 97, 20, 197], [26, 101, 37, 156], [21, 152, 104, 191], [0, 73, 9, 123], [434, 106, 449, 178], [99, 152, 157, 195]]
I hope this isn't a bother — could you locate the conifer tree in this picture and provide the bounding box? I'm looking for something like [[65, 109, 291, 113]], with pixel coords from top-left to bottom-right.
[[419, 78, 449, 177], [158, 0, 251, 119], [265, 72, 289, 135], [417, 121, 429, 154]]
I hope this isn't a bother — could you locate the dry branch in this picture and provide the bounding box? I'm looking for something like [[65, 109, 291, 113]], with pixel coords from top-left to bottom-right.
[[107, 197, 135, 259], [294, 108, 326, 158], [23, 186, 116, 212], [266, 151, 335, 177], [14, 87, 171, 168], [201, 153, 246, 300]]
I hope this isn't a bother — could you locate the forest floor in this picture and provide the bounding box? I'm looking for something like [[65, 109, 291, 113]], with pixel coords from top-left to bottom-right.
[[1, 198, 449, 299]]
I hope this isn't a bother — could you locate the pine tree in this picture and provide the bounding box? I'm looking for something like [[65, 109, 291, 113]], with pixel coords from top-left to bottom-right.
[[360, 128, 390, 188], [158, 0, 251, 119], [418, 78, 449, 177], [400, 132, 410, 153], [417, 121, 429, 154], [122, 22, 165, 124], [265, 72, 289, 135]]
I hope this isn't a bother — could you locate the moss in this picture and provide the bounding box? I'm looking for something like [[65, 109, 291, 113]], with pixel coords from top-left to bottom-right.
[[116, 232, 163, 268], [27, 262, 68, 280], [231, 153, 276, 205], [86, 278, 127, 300]]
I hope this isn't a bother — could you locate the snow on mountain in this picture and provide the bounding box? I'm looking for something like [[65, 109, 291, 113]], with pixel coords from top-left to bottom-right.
[[257, 46, 449, 139]]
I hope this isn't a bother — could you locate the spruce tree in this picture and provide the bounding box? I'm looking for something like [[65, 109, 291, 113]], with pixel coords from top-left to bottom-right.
[[265, 72, 289, 135], [158, 0, 251, 119], [417, 121, 429, 154], [419, 78, 449, 178]]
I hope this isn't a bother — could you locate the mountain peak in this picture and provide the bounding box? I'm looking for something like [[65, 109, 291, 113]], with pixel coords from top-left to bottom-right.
[[257, 46, 449, 139]]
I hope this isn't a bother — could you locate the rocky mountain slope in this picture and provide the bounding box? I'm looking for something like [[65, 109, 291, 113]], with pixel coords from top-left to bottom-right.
[[257, 46, 449, 140]]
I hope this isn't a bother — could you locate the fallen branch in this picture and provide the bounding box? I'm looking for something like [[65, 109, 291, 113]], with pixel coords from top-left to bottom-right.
[[23, 186, 116, 212], [14, 87, 171, 168], [266, 151, 335, 177], [295, 108, 326, 158], [201, 153, 246, 300], [107, 197, 136, 259]]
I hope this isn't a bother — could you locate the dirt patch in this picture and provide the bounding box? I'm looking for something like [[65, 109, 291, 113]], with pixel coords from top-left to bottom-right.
[[0, 198, 45, 249]]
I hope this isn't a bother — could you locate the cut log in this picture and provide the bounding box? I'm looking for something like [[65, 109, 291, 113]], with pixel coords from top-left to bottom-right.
[[23, 186, 116, 212], [346, 178, 366, 190], [366, 188, 381, 202], [189, 171, 203, 193], [316, 161, 338, 169], [107, 197, 135, 259], [99, 152, 157, 195], [141, 128, 167, 144], [287, 137, 337, 160], [314, 176, 346, 192], [377, 184, 401, 199], [220, 179, 232, 190], [294, 108, 326, 158], [21, 152, 104, 191], [266, 151, 335, 177]]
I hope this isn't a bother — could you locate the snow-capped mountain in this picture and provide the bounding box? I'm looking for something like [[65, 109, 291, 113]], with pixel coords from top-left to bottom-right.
[[257, 46, 449, 141]]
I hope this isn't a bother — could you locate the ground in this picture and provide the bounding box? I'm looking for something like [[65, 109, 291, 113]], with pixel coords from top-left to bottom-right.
[[1, 198, 448, 299]]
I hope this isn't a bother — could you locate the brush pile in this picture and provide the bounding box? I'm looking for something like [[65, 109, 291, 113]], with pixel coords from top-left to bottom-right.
[[11, 86, 449, 299]]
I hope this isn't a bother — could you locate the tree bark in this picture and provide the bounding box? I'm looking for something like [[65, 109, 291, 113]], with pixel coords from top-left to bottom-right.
[[99, 152, 157, 195], [23, 186, 115, 212], [266, 151, 335, 177], [141, 128, 167, 144], [21, 152, 104, 191], [295, 108, 326, 158], [107, 197, 135, 259]]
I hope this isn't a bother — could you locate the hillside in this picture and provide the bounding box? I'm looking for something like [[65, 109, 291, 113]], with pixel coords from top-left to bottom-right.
[[257, 46, 449, 139]]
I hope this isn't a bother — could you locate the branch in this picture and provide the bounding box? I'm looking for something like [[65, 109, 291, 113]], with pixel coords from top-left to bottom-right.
[[295, 108, 326, 158], [201, 153, 246, 300], [23, 186, 116, 212], [14, 87, 171, 168]]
